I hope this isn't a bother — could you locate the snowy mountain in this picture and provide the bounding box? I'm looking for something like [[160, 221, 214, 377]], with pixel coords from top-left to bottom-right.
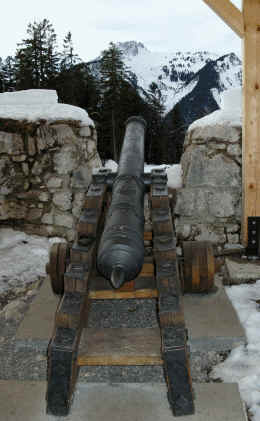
[[163, 52, 242, 162], [87, 41, 242, 114], [86, 41, 242, 163], [116, 41, 242, 113]]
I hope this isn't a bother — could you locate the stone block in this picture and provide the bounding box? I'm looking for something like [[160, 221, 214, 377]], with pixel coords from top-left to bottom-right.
[[86, 140, 96, 158], [53, 191, 72, 211], [226, 224, 240, 234], [189, 124, 241, 144], [12, 155, 26, 162], [0, 200, 27, 220], [36, 125, 56, 151], [26, 208, 43, 220], [22, 163, 29, 175], [227, 143, 241, 157], [174, 220, 192, 240], [54, 211, 74, 228], [225, 257, 260, 284], [41, 210, 54, 225], [0, 157, 14, 195], [208, 190, 238, 218], [31, 154, 51, 176], [71, 165, 92, 189], [51, 124, 77, 145], [227, 233, 240, 244], [72, 192, 85, 217], [46, 176, 63, 189], [79, 125, 91, 137], [175, 188, 210, 220], [184, 151, 241, 188], [87, 153, 102, 171], [38, 192, 49, 202], [54, 145, 78, 175], [27, 136, 36, 156], [0, 131, 24, 154], [195, 224, 226, 244]]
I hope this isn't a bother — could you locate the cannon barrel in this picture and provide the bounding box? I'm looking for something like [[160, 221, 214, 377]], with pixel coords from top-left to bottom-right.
[[97, 116, 147, 288]]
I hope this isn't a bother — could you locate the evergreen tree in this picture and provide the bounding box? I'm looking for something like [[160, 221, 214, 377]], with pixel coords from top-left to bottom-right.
[[99, 42, 130, 161], [56, 31, 84, 105], [0, 57, 4, 92], [57, 62, 100, 115], [144, 82, 165, 163], [15, 19, 59, 89], [2, 56, 16, 91], [60, 31, 80, 71]]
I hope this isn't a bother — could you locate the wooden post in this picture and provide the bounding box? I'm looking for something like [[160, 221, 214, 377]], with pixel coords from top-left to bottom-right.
[[203, 0, 244, 38], [242, 0, 260, 243], [202, 0, 260, 244]]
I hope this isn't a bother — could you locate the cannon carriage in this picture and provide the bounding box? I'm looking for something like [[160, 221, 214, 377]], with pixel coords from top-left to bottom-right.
[[46, 116, 216, 416]]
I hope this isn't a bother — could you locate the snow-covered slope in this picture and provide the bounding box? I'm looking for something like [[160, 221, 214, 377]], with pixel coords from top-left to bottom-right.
[[117, 41, 242, 112]]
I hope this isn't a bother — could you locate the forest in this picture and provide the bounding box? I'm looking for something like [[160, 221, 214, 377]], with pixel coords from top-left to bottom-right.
[[0, 19, 170, 164]]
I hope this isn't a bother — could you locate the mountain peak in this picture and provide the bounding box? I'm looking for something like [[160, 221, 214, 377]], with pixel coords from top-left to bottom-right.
[[116, 41, 148, 57]]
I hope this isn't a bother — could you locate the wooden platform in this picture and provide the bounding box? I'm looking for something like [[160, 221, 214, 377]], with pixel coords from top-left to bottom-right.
[[78, 328, 162, 366]]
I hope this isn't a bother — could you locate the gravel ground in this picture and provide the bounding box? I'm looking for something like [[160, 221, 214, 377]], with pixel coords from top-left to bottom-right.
[[0, 282, 228, 384]]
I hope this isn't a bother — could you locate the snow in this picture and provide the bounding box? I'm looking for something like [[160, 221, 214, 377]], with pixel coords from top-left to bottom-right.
[[117, 43, 241, 114], [190, 87, 242, 129], [212, 281, 260, 420], [0, 229, 65, 285], [104, 159, 118, 172], [122, 47, 219, 113], [166, 165, 182, 189], [104, 161, 183, 189], [0, 89, 58, 105], [0, 89, 94, 127]]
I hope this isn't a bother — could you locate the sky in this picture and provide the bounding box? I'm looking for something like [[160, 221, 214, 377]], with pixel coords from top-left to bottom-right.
[[1, 0, 242, 61]]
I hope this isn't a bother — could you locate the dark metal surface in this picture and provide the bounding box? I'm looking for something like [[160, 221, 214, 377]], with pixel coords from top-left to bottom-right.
[[247, 217, 260, 257], [97, 116, 147, 288]]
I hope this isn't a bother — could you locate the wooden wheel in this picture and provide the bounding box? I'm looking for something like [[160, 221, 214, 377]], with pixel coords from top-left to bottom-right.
[[47, 242, 70, 295], [182, 241, 215, 293]]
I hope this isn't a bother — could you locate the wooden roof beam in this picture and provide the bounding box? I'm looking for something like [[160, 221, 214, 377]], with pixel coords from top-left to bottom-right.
[[203, 0, 244, 38]]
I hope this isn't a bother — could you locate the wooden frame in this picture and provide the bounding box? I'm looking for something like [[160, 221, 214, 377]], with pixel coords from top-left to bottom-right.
[[203, 0, 244, 38], [203, 0, 260, 245]]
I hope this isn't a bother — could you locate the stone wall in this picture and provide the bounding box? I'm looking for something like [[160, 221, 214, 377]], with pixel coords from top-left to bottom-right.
[[0, 120, 101, 241], [175, 92, 242, 247]]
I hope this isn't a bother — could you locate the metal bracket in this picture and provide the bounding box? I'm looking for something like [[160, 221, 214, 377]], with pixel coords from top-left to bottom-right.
[[92, 167, 168, 190], [246, 217, 260, 257]]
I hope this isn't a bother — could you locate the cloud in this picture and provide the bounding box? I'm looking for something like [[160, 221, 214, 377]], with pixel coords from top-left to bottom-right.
[[0, 0, 242, 61]]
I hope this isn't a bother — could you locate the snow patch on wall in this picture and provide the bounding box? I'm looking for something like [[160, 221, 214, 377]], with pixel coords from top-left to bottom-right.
[[0, 89, 94, 127], [190, 88, 242, 129]]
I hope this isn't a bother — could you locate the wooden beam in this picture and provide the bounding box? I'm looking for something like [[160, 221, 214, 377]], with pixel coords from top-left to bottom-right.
[[78, 328, 163, 366], [242, 0, 260, 243], [203, 0, 244, 38]]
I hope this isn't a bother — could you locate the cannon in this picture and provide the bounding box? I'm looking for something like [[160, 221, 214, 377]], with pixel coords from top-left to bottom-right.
[[46, 116, 219, 417], [97, 116, 146, 288]]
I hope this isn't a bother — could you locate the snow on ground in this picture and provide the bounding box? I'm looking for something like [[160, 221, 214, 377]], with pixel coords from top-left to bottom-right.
[[0, 228, 64, 292], [104, 161, 183, 189], [212, 282, 260, 421], [0, 89, 94, 127], [190, 87, 242, 129]]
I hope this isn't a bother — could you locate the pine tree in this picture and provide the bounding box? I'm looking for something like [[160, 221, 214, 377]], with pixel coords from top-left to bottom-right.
[[99, 43, 130, 161], [0, 57, 4, 92], [56, 31, 83, 104], [2, 56, 16, 91], [144, 83, 165, 163], [15, 19, 59, 89], [60, 31, 80, 71]]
